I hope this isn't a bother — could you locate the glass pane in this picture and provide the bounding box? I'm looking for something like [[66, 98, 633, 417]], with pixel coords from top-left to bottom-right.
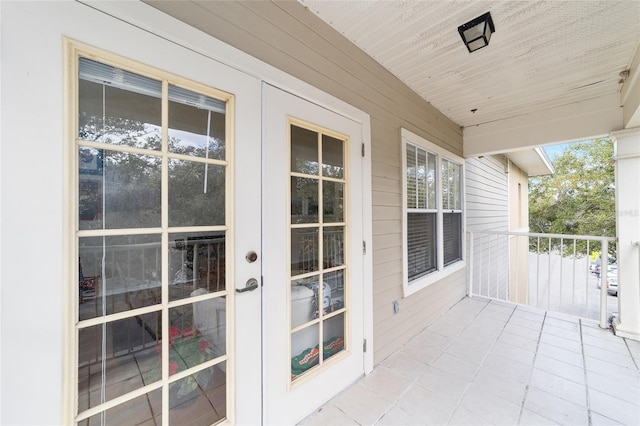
[[291, 277, 318, 329], [169, 364, 226, 424], [444, 212, 462, 266], [291, 324, 319, 381], [291, 177, 319, 224], [79, 235, 162, 320], [291, 228, 319, 275], [78, 318, 161, 410], [442, 160, 450, 209], [405, 144, 416, 209], [324, 270, 345, 314], [79, 149, 161, 230], [407, 212, 437, 280], [291, 125, 318, 175], [169, 232, 226, 301], [168, 159, 225, 227], [81, 387, 162, 426], [168, 306, 219, 376], [168, 85, 226, 160], [417, 148, 427, 209], [78, 59, 162, 149], [323, 181, 344, 223], [323, 313, 345, 361], [323, 226, 344, 269], [322, 134, 344, 178], [427, 152, 437, 209]]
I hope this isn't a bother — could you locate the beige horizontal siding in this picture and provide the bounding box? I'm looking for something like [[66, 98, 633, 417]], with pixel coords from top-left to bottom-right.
[[145, 0, 466, 366]]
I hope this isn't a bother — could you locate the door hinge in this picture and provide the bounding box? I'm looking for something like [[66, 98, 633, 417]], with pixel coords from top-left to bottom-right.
[[362, 241, 366, 255], [363, 339, 367, 353], [361, 143, 365, 157]]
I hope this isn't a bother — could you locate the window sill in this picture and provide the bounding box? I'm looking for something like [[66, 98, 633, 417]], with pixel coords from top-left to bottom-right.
[[402, 260, 466, 298]]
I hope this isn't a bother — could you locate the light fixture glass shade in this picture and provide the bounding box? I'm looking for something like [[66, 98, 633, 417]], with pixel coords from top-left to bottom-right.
[[458, 12, 495, 53]]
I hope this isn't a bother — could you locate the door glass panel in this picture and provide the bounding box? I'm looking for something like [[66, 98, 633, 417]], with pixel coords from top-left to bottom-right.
[[78, 58, 162, 149], [78, 318, 161, 409], [324, 270, 345, 314], [291, 277, 318, 329], [83, 388, 162, 426], [323, 226, 344, 269], [168, 231, 226, 300], [323, 313, 345, 361], [291, 177, 319, 224], [169, 364, 227, 424], [289, 121, 348, 382], [322, 134, 344, 178], [78, 234, 162, 320], [168, 159, 225, 227], [75, 55, 230, 423], [168, 85, 226, 160], [168, 305, 219, 375], [322, 181, 344, 223], [291, 227, 319, 275], [291, 324, 320, 381], [79, 149, 162, 230], [291, 125, 318, 175]]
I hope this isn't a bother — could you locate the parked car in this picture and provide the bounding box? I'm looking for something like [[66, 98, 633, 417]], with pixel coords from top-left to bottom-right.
[[606, 266, 618, 296]]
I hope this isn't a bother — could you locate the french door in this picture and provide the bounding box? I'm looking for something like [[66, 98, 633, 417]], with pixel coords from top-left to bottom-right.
[[261, 84, 365, 425], [68, 27, 364, 426]]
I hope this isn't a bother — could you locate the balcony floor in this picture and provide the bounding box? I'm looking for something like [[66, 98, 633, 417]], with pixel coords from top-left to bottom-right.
[[300, 296, 640, 425]]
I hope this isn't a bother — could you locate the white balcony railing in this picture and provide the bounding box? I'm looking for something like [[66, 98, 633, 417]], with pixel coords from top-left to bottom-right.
[[467, 230, 617, 328]]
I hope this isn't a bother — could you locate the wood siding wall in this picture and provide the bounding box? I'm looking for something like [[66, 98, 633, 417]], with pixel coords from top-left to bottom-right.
[[144, 0, 467, 364], [466, 156, 510, 299]]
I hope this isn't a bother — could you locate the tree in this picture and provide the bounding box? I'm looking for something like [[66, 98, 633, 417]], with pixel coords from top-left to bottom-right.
[[529, 138, 615, 254]]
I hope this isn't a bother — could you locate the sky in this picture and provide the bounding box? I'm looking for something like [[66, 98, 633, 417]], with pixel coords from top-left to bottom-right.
[[543, 142, 573, 161]]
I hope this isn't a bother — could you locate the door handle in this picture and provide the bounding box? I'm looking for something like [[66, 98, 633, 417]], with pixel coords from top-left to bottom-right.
[[236, 278, 259, 293]]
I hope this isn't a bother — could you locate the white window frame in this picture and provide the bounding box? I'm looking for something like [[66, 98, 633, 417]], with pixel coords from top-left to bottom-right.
[[401, 128, 466, 297]]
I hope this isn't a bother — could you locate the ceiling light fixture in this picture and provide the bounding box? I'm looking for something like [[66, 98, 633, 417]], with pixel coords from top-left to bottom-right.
[[458, 12, 495, 53]]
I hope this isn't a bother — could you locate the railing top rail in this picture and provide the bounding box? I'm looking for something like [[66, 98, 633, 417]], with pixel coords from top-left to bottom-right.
[[467, 229, 616, 242]]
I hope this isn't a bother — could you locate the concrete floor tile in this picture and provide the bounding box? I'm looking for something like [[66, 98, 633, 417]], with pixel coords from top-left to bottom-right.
[[537, 342, 584, 367], [417, 366, 470, 403], [298, 404, 360, 426], [448, 406, 492, 426], [375, 405, 425, 426], [540, 323, 581, 342], [403, 337, 447, 365], [539, 331, 583, 354], [396, 384, 457, 425], [382, 351, 429, 381], [518, 408, 560, 425], [481, 354, 533, 384], [589, 411, 625, 426], [459, 386, 521, 425], [583, 344, 637, 369], [589, 388, 640, 426], [503, 323, 542, 341], [468, 371, 528, 406], [491, 340, 537, 365], [586, 368, 640, 406], [432, 352, 479, 382], [523, 387, 589, 425], [584, 356, 639, 386], [534, 355, 586, 385], [331, 382, 394, 425], [530, 368, 588, 407], [507, 315, 544, 332], [361, 365, 412, 402], [497, 331, 539, 353]]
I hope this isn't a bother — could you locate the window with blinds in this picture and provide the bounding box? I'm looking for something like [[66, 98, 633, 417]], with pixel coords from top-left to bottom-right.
[[402, 129, 465, 294]]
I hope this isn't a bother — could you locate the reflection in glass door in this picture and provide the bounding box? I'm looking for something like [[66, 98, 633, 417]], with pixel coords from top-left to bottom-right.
[[289, 120, 348, 382], [75, 55, 231, 425]]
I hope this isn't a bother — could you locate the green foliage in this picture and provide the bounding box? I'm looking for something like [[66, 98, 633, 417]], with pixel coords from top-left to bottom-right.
[[529, 138, 615, 254]]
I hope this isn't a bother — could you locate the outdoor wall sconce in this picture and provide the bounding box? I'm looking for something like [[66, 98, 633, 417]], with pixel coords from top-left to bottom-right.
[[458, 12, 495, 53]]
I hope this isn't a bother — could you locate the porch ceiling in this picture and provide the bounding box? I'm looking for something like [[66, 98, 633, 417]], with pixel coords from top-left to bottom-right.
[[301, 0, 640, 172]]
